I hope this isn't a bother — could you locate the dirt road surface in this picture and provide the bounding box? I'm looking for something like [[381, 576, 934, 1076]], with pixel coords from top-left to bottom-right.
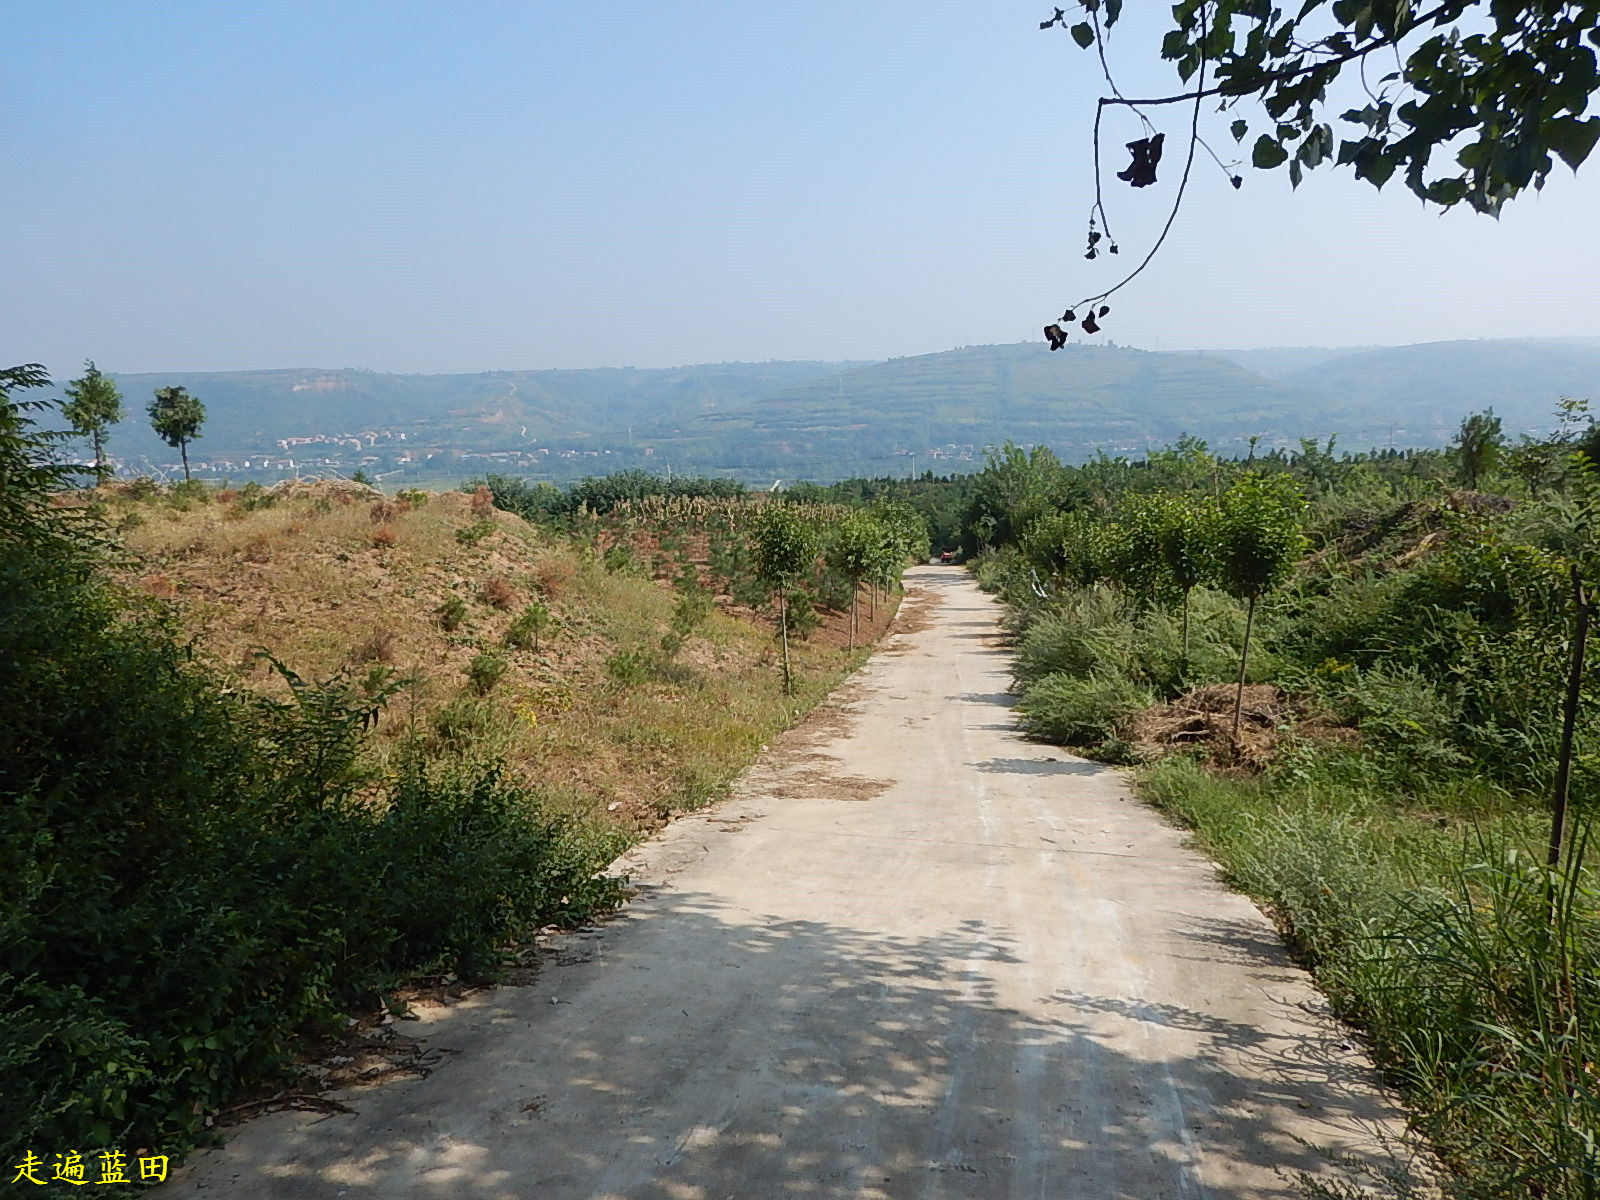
[[167, 568, 1413, 1199]]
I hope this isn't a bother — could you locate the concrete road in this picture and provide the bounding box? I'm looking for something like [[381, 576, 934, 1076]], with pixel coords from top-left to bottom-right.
[[167, 568, 1413, 1200]]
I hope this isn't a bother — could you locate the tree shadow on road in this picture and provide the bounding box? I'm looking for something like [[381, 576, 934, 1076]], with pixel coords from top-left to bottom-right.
[[950, 692, 1016, 708], [967, 756, 1109, 777], [175, 892, 1422, 1200]]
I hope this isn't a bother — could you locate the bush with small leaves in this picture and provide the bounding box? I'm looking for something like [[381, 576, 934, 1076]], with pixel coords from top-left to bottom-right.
[[236, 480, 275, 511], [456, 518, 496, 547], [605, 648, 651, 687], [602, 541, 642, 575], [781, 588, 821, 641], [466, 649, 509, 694], [1016, 671, 1155, 748], [505, 601, 553, 652]]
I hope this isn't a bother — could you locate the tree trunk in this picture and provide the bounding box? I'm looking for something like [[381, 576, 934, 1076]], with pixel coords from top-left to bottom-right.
[[1548, 566, 1590, 876], [180, 439, 191, 482], [1181, 589, 1192, 664], [92, 430, 105, 479], [849, 582, 858, 651], [779, 588, 793, 695], [1231, 594, 1258, 744]]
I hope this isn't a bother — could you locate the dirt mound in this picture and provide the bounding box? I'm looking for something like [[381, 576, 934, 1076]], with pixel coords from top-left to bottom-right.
[[266, 476, 383, 501], [1128, 683, 1289, 769]]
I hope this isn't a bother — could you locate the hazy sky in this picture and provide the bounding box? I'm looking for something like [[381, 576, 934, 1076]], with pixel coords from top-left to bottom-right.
[[6, 2, 1597, 376]]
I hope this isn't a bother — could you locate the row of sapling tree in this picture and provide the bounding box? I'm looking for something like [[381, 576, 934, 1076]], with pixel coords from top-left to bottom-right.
[[1023, 471, 1306, 743], [752, 498, 928, 691]]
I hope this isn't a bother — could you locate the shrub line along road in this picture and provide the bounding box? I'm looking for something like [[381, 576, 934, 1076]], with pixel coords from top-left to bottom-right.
[[166, 568, 1413, 1200]]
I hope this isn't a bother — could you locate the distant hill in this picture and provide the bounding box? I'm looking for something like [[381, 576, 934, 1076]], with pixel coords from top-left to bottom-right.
[[46, 337, 1600, 484], [637, 342, 1354, 472], [1199, 346, 1386, 379], [79, 360, 859, 472], [1274, 339, 1600, 437]]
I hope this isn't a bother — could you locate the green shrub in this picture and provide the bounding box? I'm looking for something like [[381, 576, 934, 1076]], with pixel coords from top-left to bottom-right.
[[813, 563, 856, 612], [1132, 588, 1258, 696], [505, 600, 553, 652], [780, 587, 821, 641], [466, 649, 509, 693], [1012, 584, 1135, 685], [605, 648, 651, 687], [455, 518, 496, 547], [166, 478, 212, 510], [602, 541, 641, 575], [436, 594, 468, 631], [661, 587, 713, 660], [1016, 671, 1154, 746], [0, 519, 621, 1180], [430, 695, 504, 749], [236, 480, 276, 511], [1316, 661, 1468, 776]]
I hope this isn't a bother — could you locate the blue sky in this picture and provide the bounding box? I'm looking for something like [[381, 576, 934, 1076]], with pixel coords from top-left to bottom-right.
[[5, 1, 1597, 375]]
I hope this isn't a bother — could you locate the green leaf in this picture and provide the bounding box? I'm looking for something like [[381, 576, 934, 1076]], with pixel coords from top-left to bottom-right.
[[1231, 118, 1248, 142], [1070, 21, 1095, 49], [1547, 116, 1600, 172], [1252, 134, 1289, 168]]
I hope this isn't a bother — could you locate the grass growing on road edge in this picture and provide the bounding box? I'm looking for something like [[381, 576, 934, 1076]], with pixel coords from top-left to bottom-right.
[[1139, 757, 1600, 1198]]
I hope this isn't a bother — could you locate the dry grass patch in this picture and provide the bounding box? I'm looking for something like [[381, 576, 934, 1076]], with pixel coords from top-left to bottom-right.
[[479, 575, 517, 609], [110, 482, 897, 838], [529, 554, 575, 599]]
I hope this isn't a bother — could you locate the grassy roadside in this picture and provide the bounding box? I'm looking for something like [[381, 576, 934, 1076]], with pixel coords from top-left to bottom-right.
[[1134, 756, 1599, 1199], [964, 458, 1600, 1196]]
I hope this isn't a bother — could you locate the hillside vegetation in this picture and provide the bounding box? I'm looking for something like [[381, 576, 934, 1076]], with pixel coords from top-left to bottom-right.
[[104, 477, 893, 829], [2, 363, 923, 1194], [958, 421, 1600, 1197]]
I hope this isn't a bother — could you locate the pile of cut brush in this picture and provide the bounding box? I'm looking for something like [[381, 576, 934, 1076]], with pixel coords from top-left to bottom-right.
[[1127, 684, 1350, 770]]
